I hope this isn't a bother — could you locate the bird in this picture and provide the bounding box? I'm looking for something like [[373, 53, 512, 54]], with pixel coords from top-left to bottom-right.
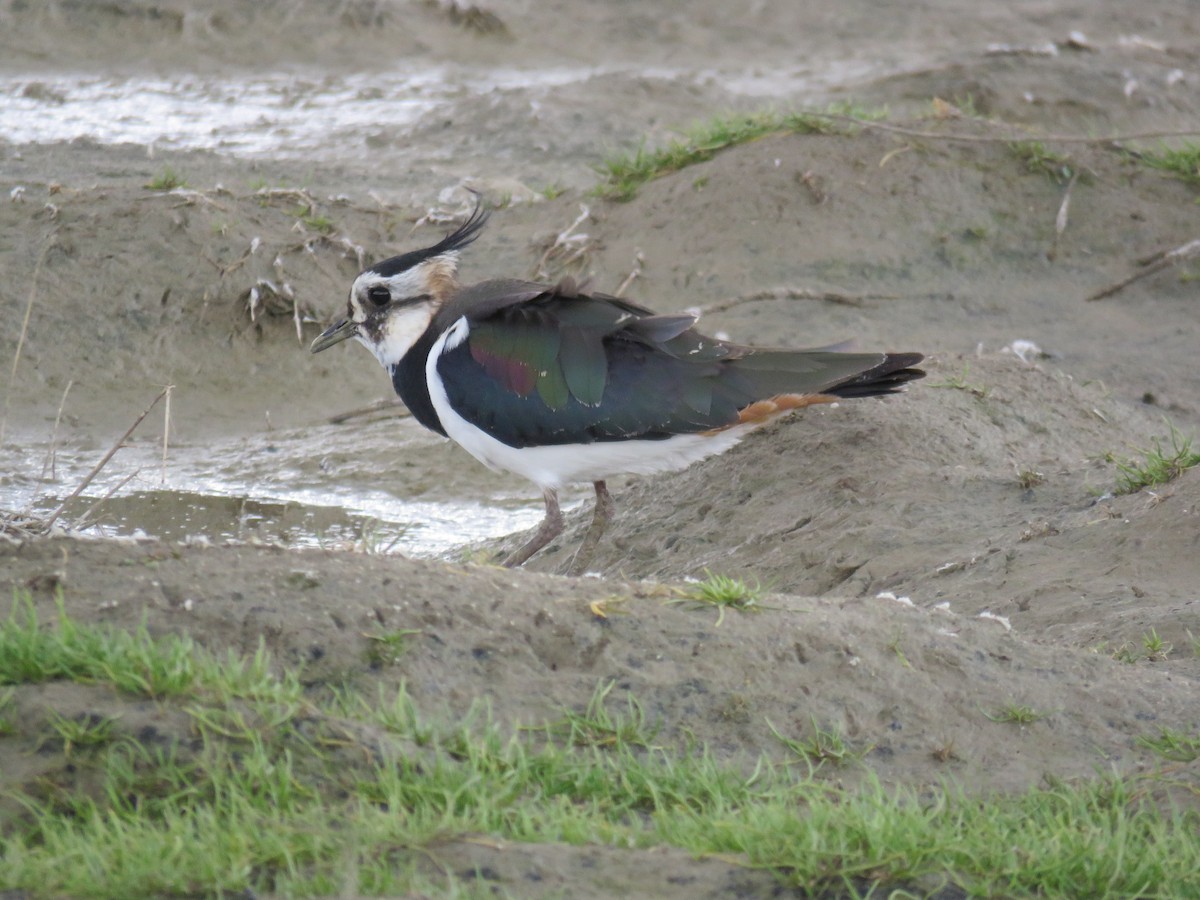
[[311, 204, 924, 573]]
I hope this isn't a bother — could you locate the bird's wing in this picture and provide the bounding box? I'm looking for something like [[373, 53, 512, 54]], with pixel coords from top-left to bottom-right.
[[435, 280, 916, 449]]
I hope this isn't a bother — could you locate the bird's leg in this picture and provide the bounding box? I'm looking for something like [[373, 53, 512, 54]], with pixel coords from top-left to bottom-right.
[[566, 480, 615, 576], [502, 488, 563, 568]]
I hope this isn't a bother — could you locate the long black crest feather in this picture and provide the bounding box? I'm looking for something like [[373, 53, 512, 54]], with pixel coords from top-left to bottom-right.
[[367, 202, 490, 278]]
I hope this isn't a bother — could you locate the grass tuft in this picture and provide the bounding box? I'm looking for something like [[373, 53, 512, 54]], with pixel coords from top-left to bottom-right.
[[364, 629, 422, 667], [1140, 142, 1200, 188], [541, 680, 660, 750], [1009, 141, 1075, 183], [0, 687, 14, 736], [1141, 628, 1172, 661], [1113, 421, 1200, 494], [143, 167, 187, 191], [768, 718, 867, 769], [983, 703, 1048, 725], [1137, 727, 1200, 762], [671, 569, 765, 625], [3, 596, 1200, 898], [593, 105, 883, 201], [929, 363, 990, 398]]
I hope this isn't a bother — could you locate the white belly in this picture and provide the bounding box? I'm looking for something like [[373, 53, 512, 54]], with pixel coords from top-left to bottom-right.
[[424, 317, 754, 489]]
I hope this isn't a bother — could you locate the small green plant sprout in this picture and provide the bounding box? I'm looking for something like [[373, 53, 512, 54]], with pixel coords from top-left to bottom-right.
[[540, 182, 567, 200], [44, 710, 121, 756], [1111, 642, 1139, 664], [671, 569, 765, 625], [929, 364, 989, 398], [1188, 629, 1200, 658], [543, 680, 659, 750], [1009, 141, 1074, 183], [1113, 422, 1200, 494], [1137, 726, 1200, 762], [1016, 467, 1046, 489], [767, 717, 866, 768], [982, 703, 1048, 725], [1141, 628, 1172, 661], [948, 93, 981, 117], [144, 167, 187, 191], [364, 628, 422, 667], [0, 687, 14, 736], [886, 631, 911, 668], [930, 736, 960, 763], [354, 518, 407, 555], [294, 204, 335, 234], [1140, 141, 1200, 188], [593, 105, 884, 201], [587, 595, 630, 619]]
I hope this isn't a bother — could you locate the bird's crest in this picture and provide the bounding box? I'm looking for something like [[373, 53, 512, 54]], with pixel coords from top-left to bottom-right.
[[368, 203, 490, 279]]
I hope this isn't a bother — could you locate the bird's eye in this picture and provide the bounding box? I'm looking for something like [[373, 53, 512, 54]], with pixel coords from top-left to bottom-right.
[[366, 286, 391, 307]]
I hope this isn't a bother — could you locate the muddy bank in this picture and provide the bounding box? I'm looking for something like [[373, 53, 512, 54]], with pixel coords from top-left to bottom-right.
[[3, 0, 1200, 893]]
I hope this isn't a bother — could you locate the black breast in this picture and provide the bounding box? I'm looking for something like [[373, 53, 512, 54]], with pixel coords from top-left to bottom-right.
[[390, 328, 447, 437]]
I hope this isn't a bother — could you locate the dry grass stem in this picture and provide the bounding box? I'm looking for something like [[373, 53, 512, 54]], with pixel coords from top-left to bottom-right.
[[1087, 237, 1200, 301], [42, 387, 171, 531], [39, 379, 75, 485], [615, 250, 644, 297], [2, 235, 54, 446], [75, 469, 141, 531], [1049, 172, 1078, 261], [327, 399, 409, 425], [702, 287, 889, 315], [533, 204, 593, 280], [161, 385, 173, 486]]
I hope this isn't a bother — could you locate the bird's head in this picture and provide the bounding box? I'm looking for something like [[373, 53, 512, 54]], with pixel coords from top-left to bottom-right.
[[310, 204, 489, 366]]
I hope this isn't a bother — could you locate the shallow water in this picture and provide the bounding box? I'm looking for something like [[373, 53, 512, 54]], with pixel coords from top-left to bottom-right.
[[3, 422, 544, 556], [0, 59, 890, 165]]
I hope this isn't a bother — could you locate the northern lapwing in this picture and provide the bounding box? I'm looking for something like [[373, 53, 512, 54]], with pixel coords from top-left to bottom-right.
[[311, 205, 924, 572]]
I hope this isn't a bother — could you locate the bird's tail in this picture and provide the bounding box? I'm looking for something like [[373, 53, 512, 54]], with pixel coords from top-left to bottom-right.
[[728, 349, 925, 400], [823, 352, 925, 398]]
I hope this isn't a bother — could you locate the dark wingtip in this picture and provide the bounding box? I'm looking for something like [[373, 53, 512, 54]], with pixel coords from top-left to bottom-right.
[[828, 353, 926, 398]]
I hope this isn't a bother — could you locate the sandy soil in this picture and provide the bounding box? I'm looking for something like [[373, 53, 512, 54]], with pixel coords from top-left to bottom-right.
[[3, 1, 1200, 895]]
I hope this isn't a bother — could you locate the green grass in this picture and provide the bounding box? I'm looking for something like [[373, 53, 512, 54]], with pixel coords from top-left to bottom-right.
[[768, 718, 867, 769], [293, 205, 336, 234], [363, 628, 422, 667], [1016, 467, 1046, 489], [540, 679, 660, 750], [143, 167, 187, 191], [3, 595, 1200, 898], [1009, 141, 1075, 183], [1140, 142, 1200, 188], [593, 105, 882, 201], [43, 711, 120, 756], [0, 687, 14, 736], [929, 363, 990, 398], [982, 703, 1049, 725], [1137, 726, 1200, 762], [0, 596, 290, 702], [1142, 628, 1172, 661], [670, 569, 765, 625], [1113, 422, 1200, 494]]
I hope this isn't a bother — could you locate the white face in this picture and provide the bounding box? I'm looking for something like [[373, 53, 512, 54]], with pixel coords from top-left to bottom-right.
[[346, 258, 453, 368]]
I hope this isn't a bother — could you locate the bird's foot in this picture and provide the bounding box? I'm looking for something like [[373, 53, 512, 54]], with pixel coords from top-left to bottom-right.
[[565, 480, 614, 577], [502, 488, 563, 568]]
